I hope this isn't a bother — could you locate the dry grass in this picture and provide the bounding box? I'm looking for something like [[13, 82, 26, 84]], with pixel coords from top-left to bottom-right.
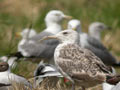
[[9, 77, 102, 90]]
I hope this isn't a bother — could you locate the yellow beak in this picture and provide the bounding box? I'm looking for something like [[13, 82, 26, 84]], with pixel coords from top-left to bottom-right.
[[15, 32, 21, 37], [64, 15, 73, 20], [39, 36, 58, 42]]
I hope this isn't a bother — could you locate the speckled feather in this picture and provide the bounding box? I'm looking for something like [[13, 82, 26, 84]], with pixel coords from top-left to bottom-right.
[[55, 43, 112, 88]]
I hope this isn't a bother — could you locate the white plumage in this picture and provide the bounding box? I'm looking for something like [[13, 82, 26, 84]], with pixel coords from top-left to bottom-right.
[[0, 62, 32, 89]]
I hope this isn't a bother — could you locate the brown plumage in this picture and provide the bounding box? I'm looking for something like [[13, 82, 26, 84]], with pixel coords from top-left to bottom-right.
[[55, 43, 113, 89], [41, 30, 116, 90]]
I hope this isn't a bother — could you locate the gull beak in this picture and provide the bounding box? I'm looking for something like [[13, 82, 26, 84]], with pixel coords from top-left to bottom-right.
[[39, 36, 58, 42], [64, 15, 72, 20], [15, 32, 21, 37]]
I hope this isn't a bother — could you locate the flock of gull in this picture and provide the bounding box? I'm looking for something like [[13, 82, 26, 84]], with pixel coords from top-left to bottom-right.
[[0, 10, 120, 90]]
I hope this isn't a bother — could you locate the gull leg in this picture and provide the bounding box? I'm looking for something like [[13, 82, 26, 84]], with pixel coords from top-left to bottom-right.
[[72, 83, 75, 90], [81, 86, 85, 90]]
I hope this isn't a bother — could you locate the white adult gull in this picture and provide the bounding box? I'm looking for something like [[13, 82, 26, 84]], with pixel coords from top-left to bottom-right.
[[16, 10, 72, 64], [0, 62, 32, 89], [67, 19, 120, 66], [40, 29, 120, 90]]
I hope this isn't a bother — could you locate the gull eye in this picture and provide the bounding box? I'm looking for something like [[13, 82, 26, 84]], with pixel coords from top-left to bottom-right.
[[98, 25, 104, 29], [63, 32, 68, 35], [0, 65, 5, 68], [55, 13, 60, 16]]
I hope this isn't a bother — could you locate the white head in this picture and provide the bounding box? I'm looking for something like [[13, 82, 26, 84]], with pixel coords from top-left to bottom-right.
[[45, 10, 72, 27], [89, 22, 111, 40], [68, 19, 82, 33], [21, 28, 37, 39], [0, 56, 8, 62], [41, 29, 79, 44]]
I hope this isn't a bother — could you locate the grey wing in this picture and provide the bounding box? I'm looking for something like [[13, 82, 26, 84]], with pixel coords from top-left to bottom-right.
[[20, 31, 59, 59], [20, 40, 58, 59], [86, 36, 118, 65], [57, 44, 111, 80], [30, 31, 55, 44]]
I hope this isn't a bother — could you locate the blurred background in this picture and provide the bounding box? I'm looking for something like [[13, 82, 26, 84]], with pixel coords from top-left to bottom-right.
[[0, 0, 120, 82]]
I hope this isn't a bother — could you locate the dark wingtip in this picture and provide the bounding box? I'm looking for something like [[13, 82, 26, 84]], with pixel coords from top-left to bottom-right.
[[7, 52, 23, 60], [112, 62, 120, 67], [106, 75, 120, 85]]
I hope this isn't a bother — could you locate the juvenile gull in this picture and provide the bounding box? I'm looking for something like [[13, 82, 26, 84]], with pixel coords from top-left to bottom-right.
[[40, 29, 120, 90], [68, 19, 120, 66], [17, 10, 72, 64], [89, 22, 111, 41], [0, 62, 32, 89]]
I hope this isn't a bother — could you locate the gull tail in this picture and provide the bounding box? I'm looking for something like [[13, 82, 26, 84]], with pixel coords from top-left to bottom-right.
[[106, 75, 120, 85], [8, 52, 24, 60], [112, 62, 120, 67]]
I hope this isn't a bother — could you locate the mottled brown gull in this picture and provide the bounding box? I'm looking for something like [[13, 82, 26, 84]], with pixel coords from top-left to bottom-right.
[[40, 29, 119, 90]]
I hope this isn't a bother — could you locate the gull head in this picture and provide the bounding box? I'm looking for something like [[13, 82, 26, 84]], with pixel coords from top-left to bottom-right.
[[40, 29, 79, 44], [68, 19, 82, 33], [89, 22, 111, 40], [17, 28, 37, 39], [89, 22, 111, 33], [45, 10, 72, 26], [0, 56, 8, 62], [0, 62, 9, 72]]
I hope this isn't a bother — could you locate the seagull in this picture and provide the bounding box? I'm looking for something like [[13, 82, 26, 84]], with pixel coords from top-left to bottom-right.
[[40, 29, 120, 90], [34, 61, 62, 87], [0, 62, 32, 89], [67, 19, 120, 66], [88, 22, 111, 41], [14, 10, 72, 64], [0, 56, 18, 69]]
